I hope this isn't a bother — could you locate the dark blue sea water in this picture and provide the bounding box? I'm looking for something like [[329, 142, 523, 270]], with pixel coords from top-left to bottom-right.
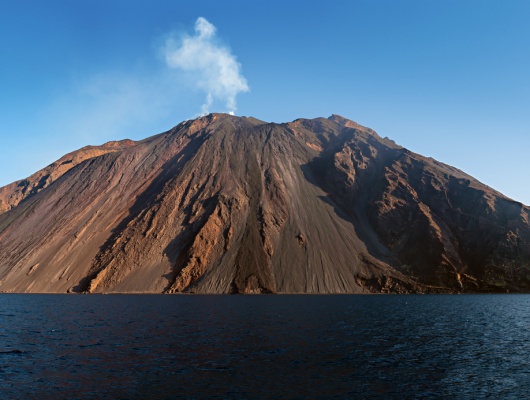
[[1, 294, 530, 399]]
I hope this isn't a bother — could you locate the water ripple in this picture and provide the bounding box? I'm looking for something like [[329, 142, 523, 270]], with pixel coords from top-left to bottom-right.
[[0, 294, 529, 398]]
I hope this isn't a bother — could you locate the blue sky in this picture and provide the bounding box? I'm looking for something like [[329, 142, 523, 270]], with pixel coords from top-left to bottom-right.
[[1, 1, 529, 204]]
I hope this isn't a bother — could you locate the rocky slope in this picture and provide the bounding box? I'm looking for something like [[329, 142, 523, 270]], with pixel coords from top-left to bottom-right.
[[0, 139, 136, 214], [0, 114, 529, 293]]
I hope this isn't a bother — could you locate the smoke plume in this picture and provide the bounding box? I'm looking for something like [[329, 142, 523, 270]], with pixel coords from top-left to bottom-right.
[[163, 17, 249, 115]]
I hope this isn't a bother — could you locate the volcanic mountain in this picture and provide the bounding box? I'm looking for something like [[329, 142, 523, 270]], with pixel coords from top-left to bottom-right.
[[0, 114, 529, 293]]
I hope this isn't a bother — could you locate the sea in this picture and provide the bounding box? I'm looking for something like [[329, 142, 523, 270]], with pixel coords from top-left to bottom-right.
[[1, 294, 529, 399]]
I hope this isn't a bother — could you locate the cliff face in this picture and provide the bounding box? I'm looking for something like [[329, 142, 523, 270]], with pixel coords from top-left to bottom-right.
[[0, 114, 529, 293]]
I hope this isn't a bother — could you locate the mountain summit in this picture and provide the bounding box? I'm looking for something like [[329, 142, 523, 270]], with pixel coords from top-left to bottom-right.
[[1, 114, 529, 293]]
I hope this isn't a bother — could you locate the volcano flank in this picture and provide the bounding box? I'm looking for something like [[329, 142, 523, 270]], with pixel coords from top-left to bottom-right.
[[1, 114, 529, 293]]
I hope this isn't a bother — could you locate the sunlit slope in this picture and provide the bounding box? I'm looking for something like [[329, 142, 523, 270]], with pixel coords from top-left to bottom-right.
[[0, 114, 529, 293]]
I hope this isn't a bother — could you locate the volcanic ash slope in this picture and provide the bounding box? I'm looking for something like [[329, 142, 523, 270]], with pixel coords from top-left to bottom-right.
[[0, 114, 529, 293]]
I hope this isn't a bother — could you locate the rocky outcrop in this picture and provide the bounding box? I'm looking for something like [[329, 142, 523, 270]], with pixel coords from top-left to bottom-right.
[[0, 114, 528, 293]]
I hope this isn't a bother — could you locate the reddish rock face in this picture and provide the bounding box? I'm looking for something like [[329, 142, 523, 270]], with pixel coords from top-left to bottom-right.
[[0, 114, 529, 293]]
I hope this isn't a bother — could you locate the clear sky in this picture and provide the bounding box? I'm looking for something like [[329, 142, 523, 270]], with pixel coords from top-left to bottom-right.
[[1, 1, 529, 204]]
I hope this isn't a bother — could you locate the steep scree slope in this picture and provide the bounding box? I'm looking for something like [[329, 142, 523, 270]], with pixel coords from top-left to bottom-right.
[[0, 114, 528, 293]]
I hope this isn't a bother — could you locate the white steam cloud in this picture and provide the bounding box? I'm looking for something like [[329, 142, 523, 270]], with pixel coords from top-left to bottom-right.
[[163, 17, 249, 115]]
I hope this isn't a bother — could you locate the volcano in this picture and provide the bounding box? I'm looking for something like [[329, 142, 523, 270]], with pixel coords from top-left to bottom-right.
[[1, 114, 529, 293]]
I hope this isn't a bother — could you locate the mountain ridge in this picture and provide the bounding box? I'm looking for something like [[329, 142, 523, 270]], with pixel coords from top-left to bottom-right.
[[1, 113, 529, 293]]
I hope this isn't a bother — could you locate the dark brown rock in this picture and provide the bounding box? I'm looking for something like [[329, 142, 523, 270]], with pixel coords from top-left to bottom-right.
[[0, 114, 528, 293]]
